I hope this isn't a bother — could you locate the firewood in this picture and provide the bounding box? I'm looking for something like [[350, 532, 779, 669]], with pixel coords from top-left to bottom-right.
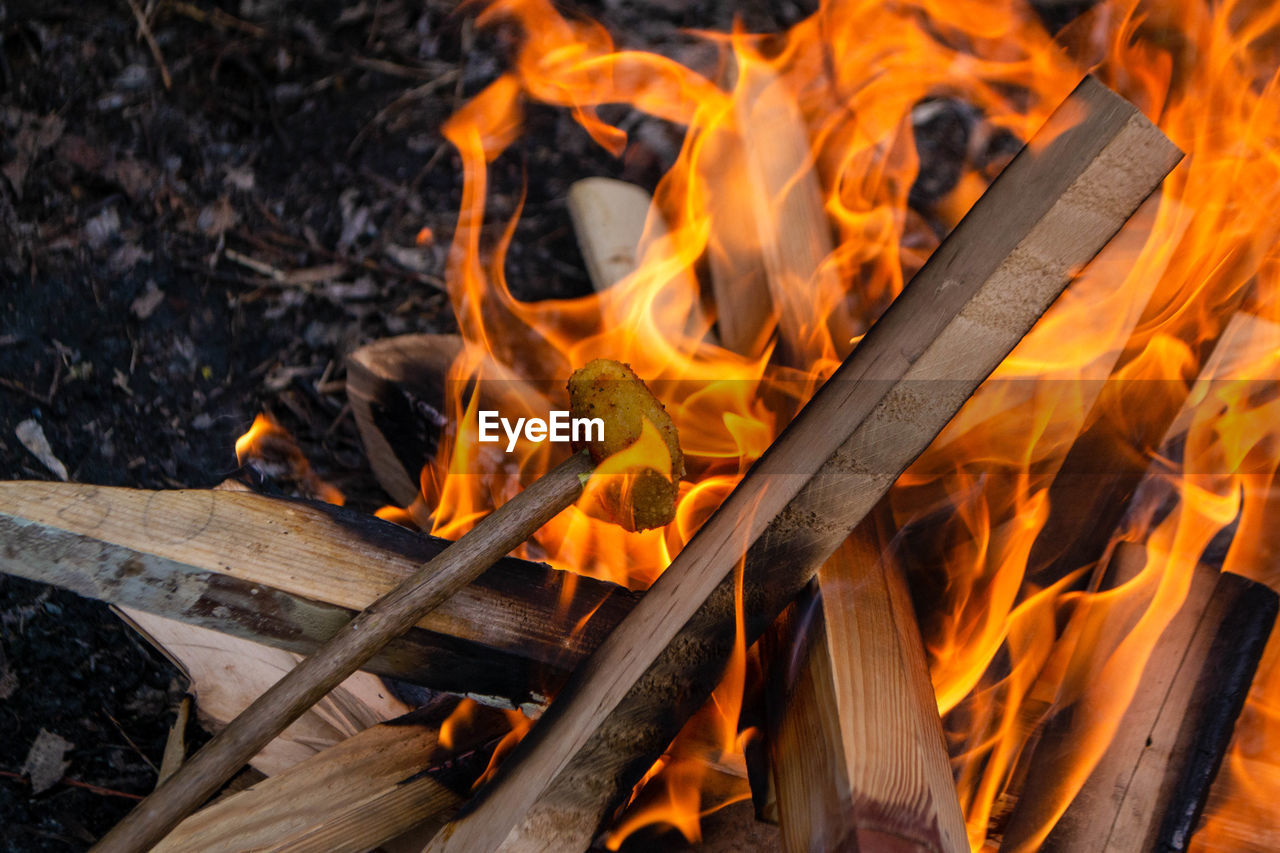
[[89, 449, 593, 853], [154, 697, 511, 853], [116, 609, 410, 776], [1024, 302, 1258, 592], [94, 359, 680, 852], [0, 481, 636, 707], [426, 77, 1183, 853], [732, 61, 845, 365], [347, 333, 462, 506], [567, 178, 660, 291], [768, 513, 968, 853], [999, 543, 1278, 852]]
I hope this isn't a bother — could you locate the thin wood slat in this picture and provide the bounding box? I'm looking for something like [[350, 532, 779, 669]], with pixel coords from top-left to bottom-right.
[[92, 451, 594, 853], [426, 76, 1183, 853], [153, 698, 509, 853]]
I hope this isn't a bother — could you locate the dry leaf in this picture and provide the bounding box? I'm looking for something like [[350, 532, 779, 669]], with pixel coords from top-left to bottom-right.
[[130, 281, 166, 319], [196, 196, 238, 237], [21, 729, 74, 794], [15, 419, 69, 481]]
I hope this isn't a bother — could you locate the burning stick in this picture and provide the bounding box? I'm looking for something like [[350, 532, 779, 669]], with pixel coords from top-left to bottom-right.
[[999, 543, 1277, 852], [90, 361, 684, 853], [426, 77, 1183, 853]]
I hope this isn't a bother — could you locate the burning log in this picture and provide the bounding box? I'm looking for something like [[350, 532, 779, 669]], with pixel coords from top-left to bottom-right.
[[732, 61, 846, 365], [724, 59, 963, 849], [426, 77, 1183, 853], [767, 513, 968, 853], [154, 697, 511, 853], [0, 481, 637, 706], [999, 543, 1278, 852]]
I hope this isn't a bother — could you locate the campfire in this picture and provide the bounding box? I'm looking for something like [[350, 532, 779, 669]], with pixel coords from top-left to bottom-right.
[[3, 0, 1280, 850]]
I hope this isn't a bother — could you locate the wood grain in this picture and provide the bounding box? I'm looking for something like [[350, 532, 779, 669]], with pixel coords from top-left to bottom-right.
[[426, 77, 1183, 853], [0, 480, 636, 706], [999, 544, 1277, 852], [770, 518, 968, 853], [91, 451, 594, 853], [154, 698, 509, 853], [347, 333, 462, 506]]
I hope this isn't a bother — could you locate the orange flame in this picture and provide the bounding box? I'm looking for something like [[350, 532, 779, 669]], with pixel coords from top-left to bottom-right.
[[376, 0, 1280, 844], [234, 413, 344, 506]]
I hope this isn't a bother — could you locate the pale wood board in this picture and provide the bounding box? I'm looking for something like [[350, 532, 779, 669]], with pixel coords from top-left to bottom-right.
[[118, 609, 409, 776], [771, 521, 968, 853], [153, 699, 508, 853]]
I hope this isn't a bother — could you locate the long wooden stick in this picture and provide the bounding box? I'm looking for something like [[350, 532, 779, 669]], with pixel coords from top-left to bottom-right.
[[427, 77, 1183, 852], [0, 481, 635, 707], [91, 450, 594, 853]]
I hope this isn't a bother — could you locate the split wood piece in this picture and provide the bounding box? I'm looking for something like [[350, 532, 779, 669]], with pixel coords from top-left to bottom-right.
[[768, 515, 967, 853], [1024, 298, 1254, 593], [567, 178, 660, 291], [118, 609, 411, 776], [982, 307, 1279, 834], [154, 697, 510, 853], [91, 450, 594, 853], [0, 481, 636, 707], [999, 543, 1277, 852], [567, 177, 718, 347], [347, 333, 462, 506], [426, 77, 1183, 853], [731, 61, 846, 364]]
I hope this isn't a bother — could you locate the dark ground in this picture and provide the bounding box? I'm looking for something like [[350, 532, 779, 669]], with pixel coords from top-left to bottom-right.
[[0, 0, 1028, 848]]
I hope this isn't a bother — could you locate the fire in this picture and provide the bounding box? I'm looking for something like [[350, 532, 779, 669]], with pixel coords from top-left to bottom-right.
[[379, 0, 1280, 846], [234, 413, 345, 506]]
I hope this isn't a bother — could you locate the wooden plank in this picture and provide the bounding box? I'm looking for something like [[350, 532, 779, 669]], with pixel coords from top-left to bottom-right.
[[733, 61, 846, 365], [0, 482, 638, 708], [999, 544, 1277, 852], [769, 517, 968, 853], [93, 449, 595, 853], [426, 77, 1183, 853], [154, 698, 509, 853]]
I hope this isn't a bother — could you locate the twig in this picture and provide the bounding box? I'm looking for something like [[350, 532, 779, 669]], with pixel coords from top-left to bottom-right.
[[0, 769, 145, 801], [0, 377, 51, 406], [126, 0, 172, 90], [223, 248, 285, 282]]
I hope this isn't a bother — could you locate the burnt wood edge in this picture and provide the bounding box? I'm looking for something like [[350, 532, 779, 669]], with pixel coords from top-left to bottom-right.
[[1157, 572, 1278, 852]]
